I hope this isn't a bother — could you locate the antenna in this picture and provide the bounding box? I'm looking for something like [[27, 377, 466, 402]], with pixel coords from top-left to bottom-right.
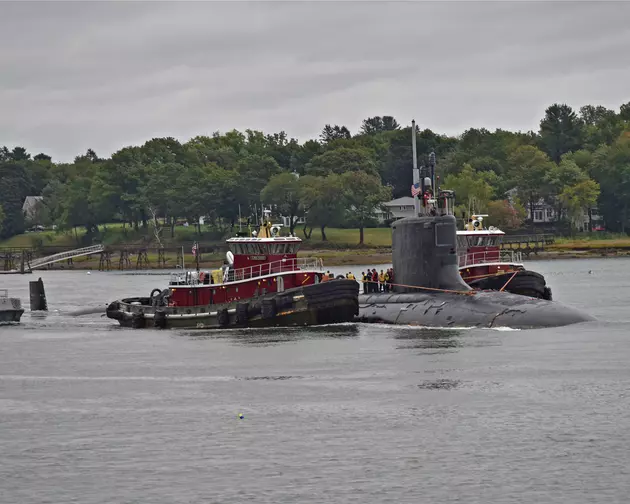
[[411, 120, 420, 217]]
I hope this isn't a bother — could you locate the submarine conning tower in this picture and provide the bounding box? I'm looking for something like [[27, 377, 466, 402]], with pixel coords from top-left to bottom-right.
[[392, 214, 472, 293]]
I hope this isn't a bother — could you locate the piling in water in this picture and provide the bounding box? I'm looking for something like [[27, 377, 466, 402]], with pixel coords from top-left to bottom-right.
[[29, 277, 48, 311]]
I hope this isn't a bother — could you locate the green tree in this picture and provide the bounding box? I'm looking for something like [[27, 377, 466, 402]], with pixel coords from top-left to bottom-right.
[[589, 133, 630, 232], [443, 163, 494, 215], [320, 124, 351, 143], [0, 204, 5, 235], [508, 146, 555, 224], [305, 147, 378, 177], [54, 177, 101, 243], [359, 116, 400, 135], [298, 174, 345, 240], [261, 172, 302, 235], [559, 179, 600, 232], [237, 154, 282, 209], [539, 103, 584, 163], [544, 158, 589, 219], [341, 171, 391, 244], [0, 161, 30, 239], [487, 199, 526, 231]]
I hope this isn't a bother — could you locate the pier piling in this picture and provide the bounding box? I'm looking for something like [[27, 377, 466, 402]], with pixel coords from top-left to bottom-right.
[[29, 277, 48, 311]]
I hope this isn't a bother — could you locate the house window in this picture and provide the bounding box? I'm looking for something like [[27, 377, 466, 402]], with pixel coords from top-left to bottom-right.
[[534, 211, 543, 221], [546, 208, 553, 218]]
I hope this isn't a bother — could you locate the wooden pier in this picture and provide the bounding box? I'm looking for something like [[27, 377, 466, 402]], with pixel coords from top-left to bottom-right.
[[500, 234, 556, 258], [0, 248, 33, 273]]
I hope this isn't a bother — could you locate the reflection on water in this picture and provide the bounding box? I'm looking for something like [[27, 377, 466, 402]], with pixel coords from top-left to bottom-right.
[[242, 375, 301, 381], [417, 379, 462, 390], [180, 323, 360, 345], [392, 327, 464, 351]]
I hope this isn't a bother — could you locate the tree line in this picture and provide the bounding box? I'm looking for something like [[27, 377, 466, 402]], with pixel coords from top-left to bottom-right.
[[1, 103, 630, 245]]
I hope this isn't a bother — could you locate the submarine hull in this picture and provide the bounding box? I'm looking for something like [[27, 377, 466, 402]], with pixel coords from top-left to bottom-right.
[[357, 291, 594, 329]]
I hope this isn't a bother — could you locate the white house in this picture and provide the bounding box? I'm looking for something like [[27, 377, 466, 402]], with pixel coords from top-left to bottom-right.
[[505, 190, 603, 229], [22, 196, 44, 224], [382, 197, 416, 220]]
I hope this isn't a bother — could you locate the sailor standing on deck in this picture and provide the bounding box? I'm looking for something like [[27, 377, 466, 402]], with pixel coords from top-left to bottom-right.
[[361, 272, 368, 294], [378, 270, 385, 292]]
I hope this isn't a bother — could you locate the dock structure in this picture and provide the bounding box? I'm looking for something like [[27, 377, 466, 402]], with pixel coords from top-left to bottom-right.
[[1, 243, 209, 272], [501, 234, 556, 258], [29, 245, 105, 270], [0, 248, 33, 273]]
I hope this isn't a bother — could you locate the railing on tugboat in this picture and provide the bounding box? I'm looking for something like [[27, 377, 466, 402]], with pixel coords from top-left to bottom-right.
[[458, 250, 524, 268], [169, 257, 325, 286]]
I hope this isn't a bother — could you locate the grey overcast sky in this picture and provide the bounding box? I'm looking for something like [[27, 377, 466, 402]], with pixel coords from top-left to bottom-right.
[[1, 1, 630, 161]]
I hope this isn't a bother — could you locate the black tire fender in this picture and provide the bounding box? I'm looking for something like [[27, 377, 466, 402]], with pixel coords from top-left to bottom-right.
[[262, 298, 277, 319], [131, 312, 145, 329], [217, 308, 229, 327], [154, 310, 167, 329], [236, 303, 249, 324]]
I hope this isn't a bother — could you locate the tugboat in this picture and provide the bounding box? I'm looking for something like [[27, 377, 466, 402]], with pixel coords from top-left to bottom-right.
[[0, 289, 24, 324], [457, 214, 552, 300], [106, 223, 359, 329]]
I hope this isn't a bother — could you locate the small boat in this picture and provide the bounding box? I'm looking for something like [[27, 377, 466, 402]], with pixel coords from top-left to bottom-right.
[[0, 289, 24, 324], [457, 214, 551, 300], [106, 224, 359, 329]]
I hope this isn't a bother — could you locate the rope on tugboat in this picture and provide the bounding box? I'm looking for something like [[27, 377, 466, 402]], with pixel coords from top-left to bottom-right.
[[499, 270, 520, 292], [362, 281, 477, 296]]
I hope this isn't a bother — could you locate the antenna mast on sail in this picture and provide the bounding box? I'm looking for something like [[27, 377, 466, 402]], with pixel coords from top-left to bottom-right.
[[411, 120, 420, 217]]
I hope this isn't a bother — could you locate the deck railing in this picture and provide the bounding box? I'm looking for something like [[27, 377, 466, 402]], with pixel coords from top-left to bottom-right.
[[458, 250, 523, 268], [169, 257, 324, 286]]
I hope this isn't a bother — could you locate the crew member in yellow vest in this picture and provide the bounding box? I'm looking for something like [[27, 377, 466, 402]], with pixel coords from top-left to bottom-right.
[[361, 272, 368, 294], [384, 270, 390, 292], [347, 272, 355, 281], [378, 270, 385, 292]]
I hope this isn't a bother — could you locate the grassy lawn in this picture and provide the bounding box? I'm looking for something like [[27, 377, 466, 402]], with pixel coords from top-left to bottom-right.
[[300, 227, 392, 248], [550, 238, 630, 250]]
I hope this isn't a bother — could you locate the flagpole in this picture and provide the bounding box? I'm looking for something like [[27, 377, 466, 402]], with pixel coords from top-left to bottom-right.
[[412, 119, 420, 217], [195, 241, 200, 272], [239, 205, 242, 232], [182, 246, 185, 270]]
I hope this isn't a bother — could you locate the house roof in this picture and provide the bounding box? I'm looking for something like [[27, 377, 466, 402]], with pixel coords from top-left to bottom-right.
[[22, 196, 43, 211], [383, 196, 415, 207]]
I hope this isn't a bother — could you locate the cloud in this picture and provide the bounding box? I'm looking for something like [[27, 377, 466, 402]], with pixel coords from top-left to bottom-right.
[[1, 1, 629, 161]]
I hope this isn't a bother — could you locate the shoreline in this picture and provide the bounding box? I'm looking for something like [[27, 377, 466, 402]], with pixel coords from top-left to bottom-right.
[[15, 247, 630, 272]]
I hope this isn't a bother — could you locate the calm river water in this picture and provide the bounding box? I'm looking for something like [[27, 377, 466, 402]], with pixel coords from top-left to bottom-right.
[[1, 259, 629, 503]]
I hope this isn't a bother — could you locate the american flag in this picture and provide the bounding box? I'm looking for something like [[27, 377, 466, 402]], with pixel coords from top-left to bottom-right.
[[192, 242, 198, 257], [411, 183, 421, 197]]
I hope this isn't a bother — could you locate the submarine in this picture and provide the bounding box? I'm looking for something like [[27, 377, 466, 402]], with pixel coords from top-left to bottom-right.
[[356, 214, 594, 329], [356, 126, 594, 329]]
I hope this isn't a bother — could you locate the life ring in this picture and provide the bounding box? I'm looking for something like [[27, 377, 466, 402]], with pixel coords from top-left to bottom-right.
[[150, 288, 162, 299]]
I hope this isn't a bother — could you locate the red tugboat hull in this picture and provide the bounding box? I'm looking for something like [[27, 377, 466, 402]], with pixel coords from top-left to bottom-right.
[[464, 268, 552, 300], [106, 279, 359, 329]]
